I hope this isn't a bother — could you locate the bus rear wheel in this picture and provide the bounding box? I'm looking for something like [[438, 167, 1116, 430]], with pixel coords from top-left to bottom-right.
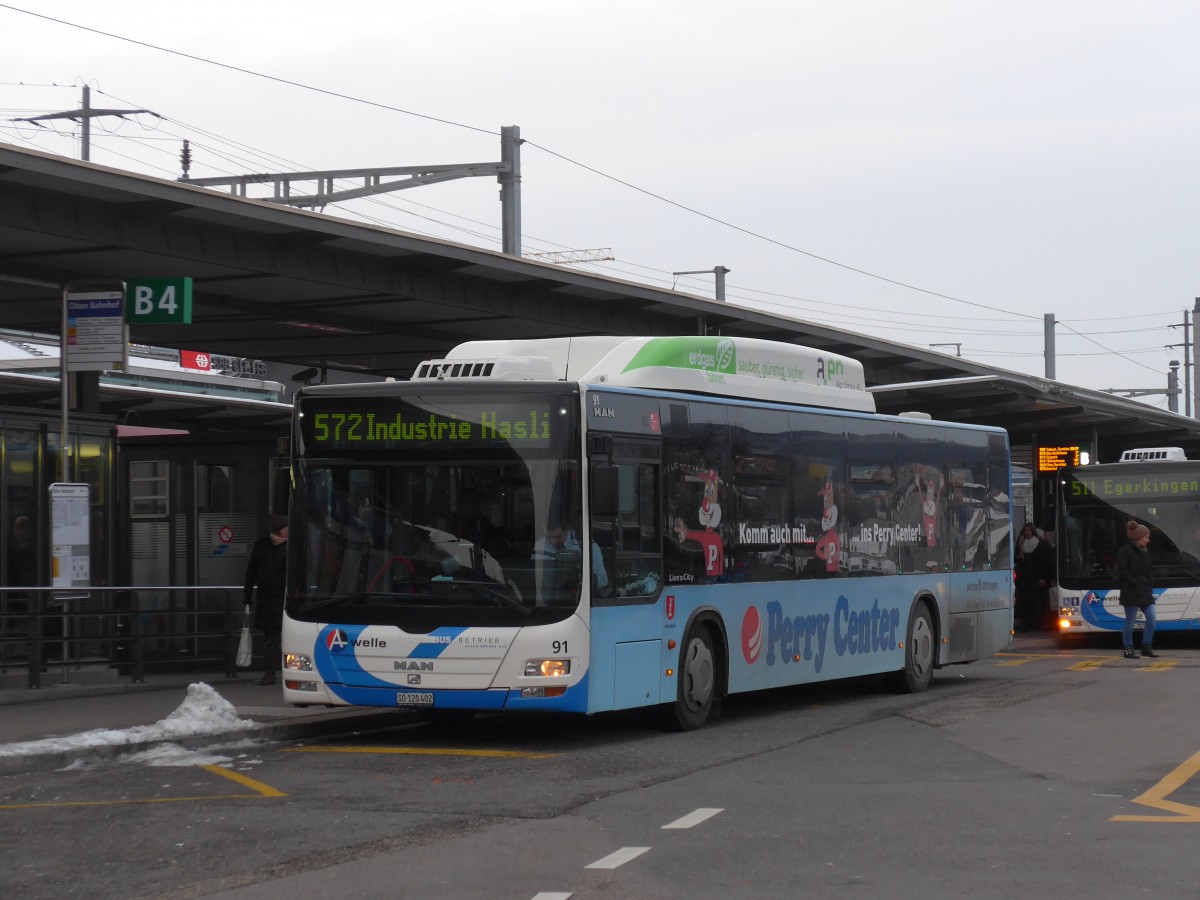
[[890, 599, 935, 693], [664, 626, 717, 730]]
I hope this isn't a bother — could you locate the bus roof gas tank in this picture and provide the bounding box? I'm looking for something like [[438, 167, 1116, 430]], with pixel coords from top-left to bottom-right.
[[418, 336, 874, 413], [411, 354, 555, 382], [1119, 447, 1188, 462]]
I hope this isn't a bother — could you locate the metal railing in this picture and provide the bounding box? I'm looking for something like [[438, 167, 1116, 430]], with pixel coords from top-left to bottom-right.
[[0, 585, 246, 689]]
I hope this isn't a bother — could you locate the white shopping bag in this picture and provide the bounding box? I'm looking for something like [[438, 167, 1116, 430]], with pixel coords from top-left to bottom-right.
[[235, 605, 253, 668]]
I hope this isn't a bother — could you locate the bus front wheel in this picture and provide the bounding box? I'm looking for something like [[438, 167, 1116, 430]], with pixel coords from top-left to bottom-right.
[[890, 600, 935, 693], [665, 626, 717, 730]]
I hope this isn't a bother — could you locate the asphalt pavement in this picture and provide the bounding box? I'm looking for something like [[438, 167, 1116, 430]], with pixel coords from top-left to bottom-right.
[[0, 631, 1065, 774]]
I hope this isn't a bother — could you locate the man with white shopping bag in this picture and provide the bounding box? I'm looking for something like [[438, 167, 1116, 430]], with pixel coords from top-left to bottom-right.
[[243, 514, 289, 685]]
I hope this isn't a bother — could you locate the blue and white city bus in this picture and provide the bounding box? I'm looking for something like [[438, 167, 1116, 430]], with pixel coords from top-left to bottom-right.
[[280, 336, 1013, 729], [1054, 448, 1200, 638]]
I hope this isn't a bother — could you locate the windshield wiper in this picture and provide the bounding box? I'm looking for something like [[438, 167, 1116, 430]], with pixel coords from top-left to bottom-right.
[[301, 591, 423, 613], [438, 578, 532, 615], [1152, 562, 1200, 579]]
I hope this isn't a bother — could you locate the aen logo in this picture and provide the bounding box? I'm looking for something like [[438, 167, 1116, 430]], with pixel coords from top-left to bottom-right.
[[816, 357, 844, 384]]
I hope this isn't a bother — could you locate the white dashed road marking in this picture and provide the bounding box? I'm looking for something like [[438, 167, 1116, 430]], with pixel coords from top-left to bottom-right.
[[585, 846, 651, 869], [663, 807, 724, 829], [536, 808, 723, 896]]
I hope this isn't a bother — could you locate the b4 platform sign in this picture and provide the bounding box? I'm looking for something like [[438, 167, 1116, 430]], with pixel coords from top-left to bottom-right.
[[125, 277, 193, 325]]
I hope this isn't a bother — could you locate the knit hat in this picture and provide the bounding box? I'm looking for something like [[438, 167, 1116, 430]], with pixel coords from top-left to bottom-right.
[[1127, 521, 1149, 541], [269, 514, 289, 534]]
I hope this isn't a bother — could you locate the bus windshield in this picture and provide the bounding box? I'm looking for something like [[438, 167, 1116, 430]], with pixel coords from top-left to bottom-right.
[[1059, 468, 1200, 588], [288, 387, 582, 629]]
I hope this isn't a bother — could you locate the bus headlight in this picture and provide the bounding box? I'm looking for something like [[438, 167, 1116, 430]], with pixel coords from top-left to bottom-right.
[[525, 659, 571, 677], [284, 653, 313, 672], [1057, 608, 1081, 629]]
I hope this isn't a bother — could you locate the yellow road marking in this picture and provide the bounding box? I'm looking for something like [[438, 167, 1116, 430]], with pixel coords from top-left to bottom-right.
[[1067, 658, 1111, 670], [1111, 751, 1200, 823], [200, 764, 288, 796], [0, 793, 263, 811], [0, 765, 286, 811], [996, 656, 1041, 667], [283, 745, 559, 759], [1136, 659, 1178, 673], [996, 651, 1105, 663]]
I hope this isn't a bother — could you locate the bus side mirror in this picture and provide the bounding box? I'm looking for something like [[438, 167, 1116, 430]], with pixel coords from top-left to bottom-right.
[[591, 466, 620, 518]]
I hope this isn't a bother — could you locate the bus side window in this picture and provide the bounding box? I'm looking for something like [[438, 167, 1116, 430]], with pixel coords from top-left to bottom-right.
[[616, 462, 661, 597], [729, 406, 792, 583], [592, 445, 662, 601]]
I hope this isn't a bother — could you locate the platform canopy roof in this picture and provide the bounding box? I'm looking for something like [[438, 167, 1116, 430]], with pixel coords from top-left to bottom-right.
[[1, 143, 1198, 457]]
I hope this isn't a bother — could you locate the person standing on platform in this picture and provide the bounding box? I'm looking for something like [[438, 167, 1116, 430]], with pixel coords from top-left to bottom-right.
[[1014, 523, 1053, 632], [244, 514, 289, 685], [1116, 520, 1158, 659]]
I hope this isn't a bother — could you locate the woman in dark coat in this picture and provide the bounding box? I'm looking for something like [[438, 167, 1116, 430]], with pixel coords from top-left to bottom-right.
[[244, 514, 289, 684], [1115, 520, 1157, 659], [1014, 523, 1054, 632]]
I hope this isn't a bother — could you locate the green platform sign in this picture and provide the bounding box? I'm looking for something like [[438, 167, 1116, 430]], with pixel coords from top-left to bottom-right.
[[125, 277, 193, 325]]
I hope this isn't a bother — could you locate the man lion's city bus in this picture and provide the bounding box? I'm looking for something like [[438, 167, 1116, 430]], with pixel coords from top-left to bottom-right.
[[281, 336, 1013, 729], [1054, 448, 1200, 638]]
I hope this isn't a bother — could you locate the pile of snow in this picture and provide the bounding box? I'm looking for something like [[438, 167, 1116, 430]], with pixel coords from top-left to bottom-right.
[[121, 744, 238, 767], [0, 682, 258, 759]]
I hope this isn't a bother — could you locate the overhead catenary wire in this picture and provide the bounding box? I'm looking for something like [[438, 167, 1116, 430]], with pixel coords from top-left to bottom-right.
[[1, 106, 1179, 358], [0, 4, 496, 137], [0, 1, 1038, 325], [4, 110, 1178, 373]]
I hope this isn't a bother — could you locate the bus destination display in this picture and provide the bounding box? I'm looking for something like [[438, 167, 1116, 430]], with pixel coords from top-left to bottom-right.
[[299, 397, 566, 450], [1066, 470, 1200, 499]]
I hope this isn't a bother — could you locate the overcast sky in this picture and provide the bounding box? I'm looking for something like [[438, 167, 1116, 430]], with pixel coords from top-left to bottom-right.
[[2, 1, 1198, 409]]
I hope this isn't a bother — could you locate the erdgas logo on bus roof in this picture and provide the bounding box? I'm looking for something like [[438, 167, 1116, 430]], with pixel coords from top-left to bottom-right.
[[716, 338, 734, 370], [618, 337, 861, 389], [682, 338, 734, 371]]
